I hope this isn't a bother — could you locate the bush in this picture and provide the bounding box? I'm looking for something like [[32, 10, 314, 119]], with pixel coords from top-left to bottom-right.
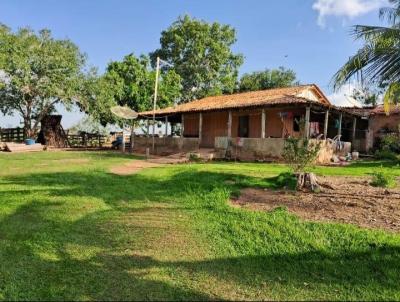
[[376, 133, 400, 153], [374, 149, 398, 160], [371, 169, 396, 188]]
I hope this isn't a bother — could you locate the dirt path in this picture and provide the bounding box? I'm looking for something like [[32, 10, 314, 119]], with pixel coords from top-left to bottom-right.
[[110, 153, 188, 175], [232, 176, 400, 232]]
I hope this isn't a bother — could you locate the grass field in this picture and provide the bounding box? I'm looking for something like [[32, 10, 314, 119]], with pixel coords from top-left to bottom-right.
[[0, 151, 399, 300]]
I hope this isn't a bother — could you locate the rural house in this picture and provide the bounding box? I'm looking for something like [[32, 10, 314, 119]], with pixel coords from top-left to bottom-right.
[[345, 105, 400, 150], [138, 85, 368, 162]]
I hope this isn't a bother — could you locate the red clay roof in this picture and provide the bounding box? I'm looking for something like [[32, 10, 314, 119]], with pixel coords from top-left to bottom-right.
[[140, 84, 331, 116], [339, 106, 375, 117], [341, 105, 400, 116], [372, 105, 400, 115]]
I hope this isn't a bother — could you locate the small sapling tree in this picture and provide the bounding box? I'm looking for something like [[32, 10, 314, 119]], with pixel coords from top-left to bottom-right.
[[282, 138, 321, 192]]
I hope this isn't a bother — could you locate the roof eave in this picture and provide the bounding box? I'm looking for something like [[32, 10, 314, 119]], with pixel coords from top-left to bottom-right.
[[139, 98, 333, 118]]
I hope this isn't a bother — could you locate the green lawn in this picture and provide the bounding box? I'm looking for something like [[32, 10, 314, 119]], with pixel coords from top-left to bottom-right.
[[0, 151, 399, 300]]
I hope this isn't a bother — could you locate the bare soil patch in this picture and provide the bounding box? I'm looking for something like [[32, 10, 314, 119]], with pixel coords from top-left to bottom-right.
[[110, 161, 162, 175], [110, 154, 188, 175], [232, 176, 400, 232]]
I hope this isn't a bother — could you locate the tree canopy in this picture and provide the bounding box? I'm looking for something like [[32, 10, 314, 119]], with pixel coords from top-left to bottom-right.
[[0, 25, 89, 137], [150, 15, 243, 102], [0, 17, 302, 131], [239, 67, 298, 92], [92, 54, 181, 125]]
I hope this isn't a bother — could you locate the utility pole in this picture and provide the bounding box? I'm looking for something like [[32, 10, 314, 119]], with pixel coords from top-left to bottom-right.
[[152, 57, 160, 152], [151, 57, 173, 153]]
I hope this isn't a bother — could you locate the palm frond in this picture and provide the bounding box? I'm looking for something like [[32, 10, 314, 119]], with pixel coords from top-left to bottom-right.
[[332, 44, 374, 89], [379, 0, 400, 25], [333, 25, 400, 89], [333, 0, 400, 101], [383, 82, 400, 114], [352, 25, 400, 42], [364, 49, 400, 82]]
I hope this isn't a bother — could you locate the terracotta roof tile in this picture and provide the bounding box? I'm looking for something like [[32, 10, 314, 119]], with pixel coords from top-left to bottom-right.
[[339, 106, 375, 117], [340, 105, 400, 116], [140, 84, 331, 116], [372, 105, 400, 115]]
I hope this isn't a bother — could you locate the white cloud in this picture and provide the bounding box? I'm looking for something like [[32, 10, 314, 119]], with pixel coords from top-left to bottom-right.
[[328, 83, 363, 107], [312, 0, 386, 27]]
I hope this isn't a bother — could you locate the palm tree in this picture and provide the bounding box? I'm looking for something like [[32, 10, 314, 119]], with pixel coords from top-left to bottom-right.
[[333, 0, 400, 113]]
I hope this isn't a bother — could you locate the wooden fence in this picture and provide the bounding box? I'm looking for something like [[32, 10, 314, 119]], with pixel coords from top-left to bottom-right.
[[66, 133, 107, 148], [0, 127, 108, 148], [0, 127, 25, 142]]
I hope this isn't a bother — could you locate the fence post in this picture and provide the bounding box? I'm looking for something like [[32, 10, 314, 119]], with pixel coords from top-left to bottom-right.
[[82, 133, 87, 148]]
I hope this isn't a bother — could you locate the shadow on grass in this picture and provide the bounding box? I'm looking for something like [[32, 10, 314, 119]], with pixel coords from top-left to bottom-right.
[[1, 168, 400, 299], [0, 201, 214, 301], [131, 246, 400, 297]]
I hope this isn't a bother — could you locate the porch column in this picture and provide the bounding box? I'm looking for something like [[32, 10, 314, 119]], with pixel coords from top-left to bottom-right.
[[352, 117, 357, 147], [323, 110, 329, 139], [367, 118, 373, 151], [261, 108, 266, 138], [165, 116, 168, 137], [121, 133, 125, 153], [338, 113, 343, 137], [198, 112, 203, 144], [305, 106, 310, 139], [130, 124, 134, 153], [181, 114, 184, 138], [227, 110, 232, 138], [146, 119, 150, 137]]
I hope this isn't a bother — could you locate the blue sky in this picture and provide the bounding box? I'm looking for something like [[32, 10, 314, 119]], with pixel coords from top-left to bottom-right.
[[0, 0, 388, 128]]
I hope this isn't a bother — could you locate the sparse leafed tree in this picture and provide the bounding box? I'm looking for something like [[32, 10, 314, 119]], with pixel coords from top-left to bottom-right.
[[150, 15, 243, 102], [79, 69, 123, 126], [351, 86, 382, 107], [282, 138, 322, 192], [239, 67, 298, 92], [68, 115, 113, 135], [0, 25, 90, 138]]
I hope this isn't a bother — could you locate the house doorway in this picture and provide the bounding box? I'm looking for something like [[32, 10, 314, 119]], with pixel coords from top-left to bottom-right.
[[238, 115, 249, 138]]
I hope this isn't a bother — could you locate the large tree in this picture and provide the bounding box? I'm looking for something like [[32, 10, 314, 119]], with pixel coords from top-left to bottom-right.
[[0, 25, 90, 137], [239, 67, 298, 92], [95, 54, 181, 125], [333, 0, 400, 111], [150, 15, 243, 102]]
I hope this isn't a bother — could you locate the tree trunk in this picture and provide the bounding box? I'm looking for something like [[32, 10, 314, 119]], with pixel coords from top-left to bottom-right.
[[23, 121, 35, 139], [130, 124, 134, 154], [23, 124, 29, 140], [23, 124, 38, 140], [21, 103, 37, 139]]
